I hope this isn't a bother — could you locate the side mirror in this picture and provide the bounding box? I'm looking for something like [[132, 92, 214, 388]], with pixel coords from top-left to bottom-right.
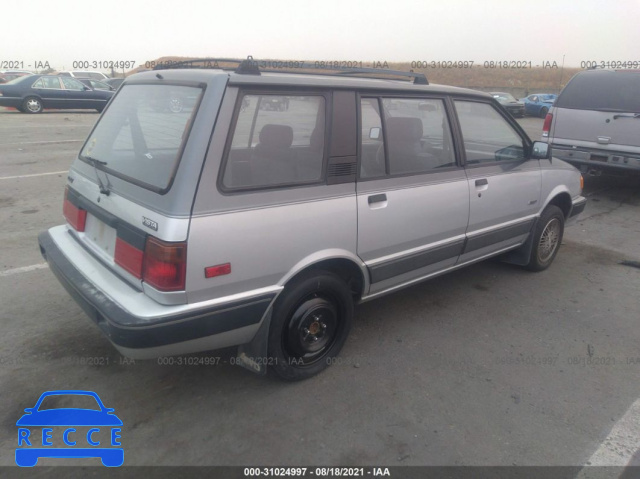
[[531, 141, 551, 160], [24, 408, 33, 413], [84, 86, 91, 91]]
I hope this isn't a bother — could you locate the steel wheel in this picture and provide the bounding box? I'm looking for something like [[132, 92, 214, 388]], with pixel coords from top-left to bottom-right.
[[284, 295, 340, 365], [268, 270, 353, 380], [537, 217, 561, 263]]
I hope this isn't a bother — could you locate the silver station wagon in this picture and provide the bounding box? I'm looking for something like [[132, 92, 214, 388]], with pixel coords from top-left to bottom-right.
[[38, 58, 586, 380]]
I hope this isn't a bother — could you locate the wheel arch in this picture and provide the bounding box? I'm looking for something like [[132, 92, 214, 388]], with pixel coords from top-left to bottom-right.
[[544, 190, 572, 219], [280, 250, 369, 302]]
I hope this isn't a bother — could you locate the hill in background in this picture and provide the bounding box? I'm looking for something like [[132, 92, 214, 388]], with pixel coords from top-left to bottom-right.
[[132, 56, 581, 96]]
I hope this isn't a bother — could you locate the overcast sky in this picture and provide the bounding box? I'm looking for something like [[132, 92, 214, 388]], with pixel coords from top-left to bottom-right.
[[5, 0, 639, 71]]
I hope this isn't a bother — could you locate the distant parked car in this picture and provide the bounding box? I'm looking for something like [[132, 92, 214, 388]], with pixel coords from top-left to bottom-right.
[[490, 92, 525, 117], [78, 78, 115, 91], [522, 93, 557, 118], [0, 75, 114, 113], [103, 78, 124, 89], [544, 69, 640, 176], [0, 71, 33, 84], [59, 71, 109, 81], [0, 70, 34, 76]]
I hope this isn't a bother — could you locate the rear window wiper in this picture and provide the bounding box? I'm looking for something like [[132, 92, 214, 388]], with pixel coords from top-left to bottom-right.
[[80, 154, 111, 195]]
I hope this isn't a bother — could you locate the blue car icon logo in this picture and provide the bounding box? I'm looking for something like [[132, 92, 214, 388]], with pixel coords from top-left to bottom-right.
[[16, 390, 123, 467]]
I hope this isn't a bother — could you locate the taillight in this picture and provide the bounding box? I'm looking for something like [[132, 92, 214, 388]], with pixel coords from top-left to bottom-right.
[[542, 113, 553, 138], [142, 237, 187, 291], [115, 237, 143, 278], [63, 187, 87, 232]]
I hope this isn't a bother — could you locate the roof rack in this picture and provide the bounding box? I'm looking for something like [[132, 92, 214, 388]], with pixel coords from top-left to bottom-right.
[[153, 56, 428, 85]]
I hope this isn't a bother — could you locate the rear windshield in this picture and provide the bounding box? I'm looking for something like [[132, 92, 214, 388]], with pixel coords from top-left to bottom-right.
[[79, 84, 203, 192], [555, 71, 640, 112]]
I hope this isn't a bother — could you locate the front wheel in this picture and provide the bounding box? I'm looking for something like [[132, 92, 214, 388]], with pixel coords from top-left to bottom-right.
[[23, 96, 43, 114], [268, 271, 353, 381], [526, 205, 564, 271]]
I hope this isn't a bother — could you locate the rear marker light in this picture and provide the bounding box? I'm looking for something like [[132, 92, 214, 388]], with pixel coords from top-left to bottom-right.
[[205, 263, 231, 279], [63, 187, 87, 232], [542, 113, 553, 138], [142, 237, 187, 292]]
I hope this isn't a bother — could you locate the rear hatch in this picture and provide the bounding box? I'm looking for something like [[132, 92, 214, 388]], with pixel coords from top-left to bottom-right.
[[550, 70, 640, 155], [63, 72, 228, 303]]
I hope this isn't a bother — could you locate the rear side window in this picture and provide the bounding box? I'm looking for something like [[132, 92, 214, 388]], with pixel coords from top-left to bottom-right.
[[222, 94, 326, 189], [61, 77, 84, 90], [556, 72, 640, 112], [455, 101, 526, 165], [359, 97, 456, 178], [33, 77, 62, 89]]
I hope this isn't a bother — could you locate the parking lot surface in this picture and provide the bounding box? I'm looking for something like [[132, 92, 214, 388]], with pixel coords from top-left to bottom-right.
[[1, 109, 639, 469]]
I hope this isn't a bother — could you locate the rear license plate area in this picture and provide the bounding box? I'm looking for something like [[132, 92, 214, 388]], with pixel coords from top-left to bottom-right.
[[590, 154, 609, 163], [84, 214, 117, 258]]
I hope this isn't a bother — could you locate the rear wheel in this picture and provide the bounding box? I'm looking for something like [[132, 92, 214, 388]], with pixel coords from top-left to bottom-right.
[[23, 96, 43, 114], [526, 205, 564, 271], [539, 107, 549, 118], [268, 271, 353, 381]]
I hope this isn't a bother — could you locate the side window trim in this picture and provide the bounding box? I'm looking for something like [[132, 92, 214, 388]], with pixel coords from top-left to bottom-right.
[[217, 88, 332, 194], [356, 93, 462, 182], [451, 97, 532, 169]]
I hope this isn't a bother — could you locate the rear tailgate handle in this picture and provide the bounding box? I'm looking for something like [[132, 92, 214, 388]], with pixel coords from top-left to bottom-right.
[[597, 136, 611, 144], [368, 193, 387, 204], [475, 178, 488, 187]]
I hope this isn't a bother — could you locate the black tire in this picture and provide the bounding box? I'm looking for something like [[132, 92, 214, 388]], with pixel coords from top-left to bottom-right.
[[539, 107, 549, 118], [22, 96, 43, 114], [268, 270, 353, 381], [526, 205, 564, 271]]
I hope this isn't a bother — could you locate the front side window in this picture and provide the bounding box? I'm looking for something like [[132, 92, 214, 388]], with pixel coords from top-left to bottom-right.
[[222, 94, 325, 189], [455, 101, 526, 165], [79, 84, 202, 191]]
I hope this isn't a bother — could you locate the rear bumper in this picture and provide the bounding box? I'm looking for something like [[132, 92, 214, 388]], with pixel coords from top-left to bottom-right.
[[0, 97, 23, 108], [550, 144, 640, 174], [38, 228, 277, 359]]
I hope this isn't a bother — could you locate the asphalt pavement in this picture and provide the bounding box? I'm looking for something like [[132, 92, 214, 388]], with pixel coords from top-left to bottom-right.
[[0, 109, 638, 473]]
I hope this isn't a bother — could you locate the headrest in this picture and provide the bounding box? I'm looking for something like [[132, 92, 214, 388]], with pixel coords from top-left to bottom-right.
[[259, 124, 294, 149], [386, 117, 423, 142]]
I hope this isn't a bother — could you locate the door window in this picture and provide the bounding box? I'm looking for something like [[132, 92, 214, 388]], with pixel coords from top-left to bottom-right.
[[359, 98, 386, 178], [33, 77, 62, 89], [382, 98, 455, 174], [455, 101, 526, 165], [61, 77, 85, 90], [359, 97, 455, 178]]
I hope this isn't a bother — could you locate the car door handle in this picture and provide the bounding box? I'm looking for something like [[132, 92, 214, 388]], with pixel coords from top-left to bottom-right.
[[475, 178, 488, 186], [368, 193, 387, 204]]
